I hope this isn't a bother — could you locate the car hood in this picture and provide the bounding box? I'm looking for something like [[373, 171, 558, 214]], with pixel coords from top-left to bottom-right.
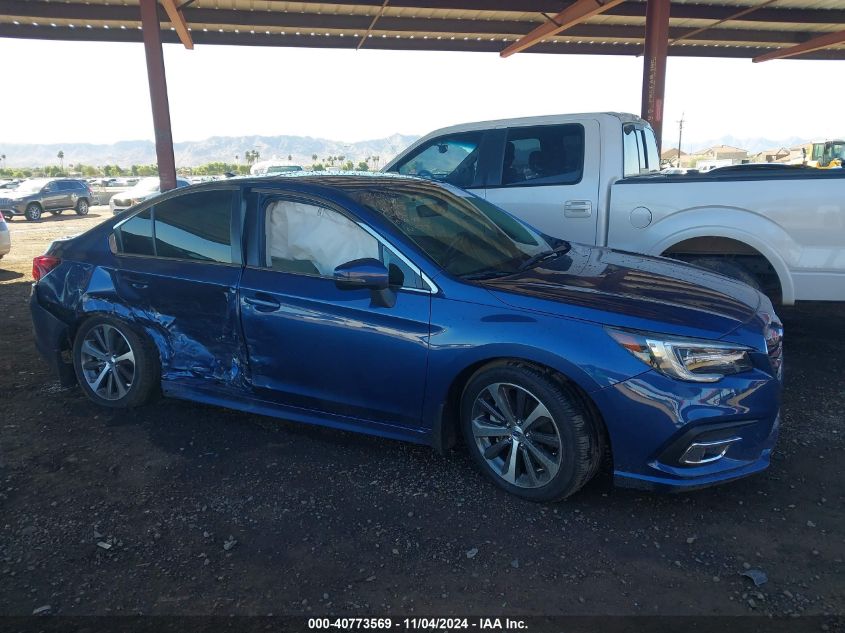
[[479, 243, 762, 339], [0, 191, 34, 201]]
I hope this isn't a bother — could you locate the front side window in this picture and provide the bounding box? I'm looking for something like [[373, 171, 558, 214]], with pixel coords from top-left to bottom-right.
[[500, 124, 584, 186], [392, 133, 482, 188], [264, 200, 425, 289], [114, 190, 234, 263]]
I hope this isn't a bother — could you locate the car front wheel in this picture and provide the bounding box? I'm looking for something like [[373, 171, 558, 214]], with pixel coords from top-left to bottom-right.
[[461, 364, 602, 502], [72, 316, 159, 408], [24, 203, 42, 221]]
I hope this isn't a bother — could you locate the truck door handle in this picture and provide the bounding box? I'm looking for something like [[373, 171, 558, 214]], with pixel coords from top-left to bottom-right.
[[244, 295, 281, 312], [564, 200, 592, 218]]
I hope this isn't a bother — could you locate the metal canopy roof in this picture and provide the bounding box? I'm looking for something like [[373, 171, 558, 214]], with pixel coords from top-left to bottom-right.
[[1, 0, 844, 60]]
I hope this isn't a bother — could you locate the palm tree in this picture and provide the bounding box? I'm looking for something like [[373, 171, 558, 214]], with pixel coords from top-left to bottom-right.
[[287, 154, 292, 162], [311, 154, 318, 163], [1, 154, 5, 170], [57, 150, 65, 172]]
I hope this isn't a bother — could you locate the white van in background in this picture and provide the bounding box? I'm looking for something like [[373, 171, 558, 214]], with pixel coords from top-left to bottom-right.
[[250, 160, 304, 176]]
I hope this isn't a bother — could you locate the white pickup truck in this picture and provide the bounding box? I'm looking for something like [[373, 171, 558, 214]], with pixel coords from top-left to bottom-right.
[[384, 112, 845, 304]]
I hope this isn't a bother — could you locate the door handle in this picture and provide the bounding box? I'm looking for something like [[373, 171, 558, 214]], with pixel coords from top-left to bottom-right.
[[564, 200, 592, 218], [122, 274, 149, 289], [244, 295, 281, 312]]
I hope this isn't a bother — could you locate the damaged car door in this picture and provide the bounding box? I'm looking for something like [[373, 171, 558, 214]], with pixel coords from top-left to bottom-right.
[[110, 187, 245, 387], [238, 194, 432, 432]]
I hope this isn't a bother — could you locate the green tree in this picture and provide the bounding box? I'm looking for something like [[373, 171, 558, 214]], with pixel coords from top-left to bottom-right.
[[356, 161, 369, 171], [312, 164, 325, 171], [311, 154, 318, 163], [57, 150, 65, 172], [342, 161, 354, 171]]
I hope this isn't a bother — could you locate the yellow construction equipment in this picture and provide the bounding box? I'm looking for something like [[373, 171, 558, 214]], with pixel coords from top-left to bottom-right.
[[808, 140, 844, 168]]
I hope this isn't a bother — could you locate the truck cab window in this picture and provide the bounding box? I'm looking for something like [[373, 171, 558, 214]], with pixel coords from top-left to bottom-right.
[[500, 124, 584, 187], [391, 133, 482, 189]]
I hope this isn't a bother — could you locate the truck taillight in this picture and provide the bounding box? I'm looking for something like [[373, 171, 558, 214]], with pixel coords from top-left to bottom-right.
[[32, 255, 61, 281]]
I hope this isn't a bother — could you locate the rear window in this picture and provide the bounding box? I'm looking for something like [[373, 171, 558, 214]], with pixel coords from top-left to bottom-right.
[[114, 190, 235, 263], [499, 124, 584, 187], [623, 124, 661, 177]]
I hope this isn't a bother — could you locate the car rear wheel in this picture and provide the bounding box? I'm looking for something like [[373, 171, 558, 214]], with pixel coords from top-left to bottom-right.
[[75, 199, 89, 216], [72, 316, 159, 408], [24, 203, 42, 221], [461, 364, 601, 502]]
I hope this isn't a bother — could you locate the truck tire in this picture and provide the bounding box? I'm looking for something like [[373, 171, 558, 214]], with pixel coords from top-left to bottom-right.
[[689, 256, 761, 291]]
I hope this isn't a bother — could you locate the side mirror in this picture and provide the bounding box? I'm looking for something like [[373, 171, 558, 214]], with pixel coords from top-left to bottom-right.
[[334, 258, 389, 291], [334, 258, 395, 308]]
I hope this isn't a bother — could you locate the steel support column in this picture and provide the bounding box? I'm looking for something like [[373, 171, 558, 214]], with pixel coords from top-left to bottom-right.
[[641, 0, 670, 152], [139, 0, 177, 191]]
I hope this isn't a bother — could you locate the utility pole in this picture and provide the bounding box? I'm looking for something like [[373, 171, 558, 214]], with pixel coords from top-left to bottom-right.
[[676, 113, 685, 167]]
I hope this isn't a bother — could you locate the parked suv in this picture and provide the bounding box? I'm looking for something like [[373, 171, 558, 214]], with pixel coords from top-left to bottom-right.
[[0, 178, 97, 221]]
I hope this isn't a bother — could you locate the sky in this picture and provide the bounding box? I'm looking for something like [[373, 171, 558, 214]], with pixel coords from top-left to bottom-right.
[[0, 37, 843, 148]]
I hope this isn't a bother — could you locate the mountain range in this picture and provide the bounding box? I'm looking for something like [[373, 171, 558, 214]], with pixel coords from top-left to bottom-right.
[[681, 135, 814, 154], [1, 132, 829, 168], [0, 133, 420, 169]]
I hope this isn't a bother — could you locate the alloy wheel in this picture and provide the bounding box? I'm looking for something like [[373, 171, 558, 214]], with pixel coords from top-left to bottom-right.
[[470, 382, 562, 488], [80, 323, 136, 400]]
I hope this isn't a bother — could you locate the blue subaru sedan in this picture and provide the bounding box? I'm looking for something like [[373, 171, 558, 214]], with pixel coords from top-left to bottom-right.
[[29, 174, 783, 501]]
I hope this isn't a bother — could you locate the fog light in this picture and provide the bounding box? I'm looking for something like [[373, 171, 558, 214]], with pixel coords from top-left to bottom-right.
[[680, 437, 741, 465]]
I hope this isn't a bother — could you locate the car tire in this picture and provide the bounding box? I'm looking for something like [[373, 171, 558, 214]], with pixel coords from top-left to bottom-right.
[[75, 199, 90, 216], [460, 363, 601, 502], [24, 203, 42, 221], [72, 316, 160, 409], [689, 256, 761, 291]]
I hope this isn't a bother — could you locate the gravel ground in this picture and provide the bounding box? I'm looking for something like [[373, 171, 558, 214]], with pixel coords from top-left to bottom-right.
[[0, 210, 843, 618]]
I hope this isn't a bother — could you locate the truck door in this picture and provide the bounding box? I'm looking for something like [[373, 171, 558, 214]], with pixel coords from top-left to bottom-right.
[[484, 121, 601, 245]]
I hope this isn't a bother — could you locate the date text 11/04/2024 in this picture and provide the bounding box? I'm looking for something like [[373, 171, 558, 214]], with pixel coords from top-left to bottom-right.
[[307, 618, 527, 630]]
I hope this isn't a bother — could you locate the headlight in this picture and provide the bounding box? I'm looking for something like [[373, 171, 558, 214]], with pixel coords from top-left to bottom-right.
[[608, 329, 753, 383]]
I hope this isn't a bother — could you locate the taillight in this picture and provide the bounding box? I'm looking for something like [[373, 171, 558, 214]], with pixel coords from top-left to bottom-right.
[[32, 255, 61, 281]]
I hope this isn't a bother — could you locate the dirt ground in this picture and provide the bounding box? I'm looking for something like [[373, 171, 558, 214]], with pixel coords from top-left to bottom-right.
[[0, 209, 843, 619]]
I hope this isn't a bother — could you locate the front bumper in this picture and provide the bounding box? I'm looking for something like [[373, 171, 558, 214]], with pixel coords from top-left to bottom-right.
[[0, 203, 27, 216], [30, 288, 76, 387], [594, 366, 781, 492]]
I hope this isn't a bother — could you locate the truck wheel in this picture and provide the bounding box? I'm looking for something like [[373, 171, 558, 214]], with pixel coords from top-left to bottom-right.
[[75, 199, 90, 216], [24, 203, 42, 221], [689, 257, 761, 291]]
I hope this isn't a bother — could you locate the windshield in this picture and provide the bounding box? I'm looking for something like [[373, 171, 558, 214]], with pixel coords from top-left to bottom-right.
[[15, 179, 49, 194], [344, 181, 560, 278]]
